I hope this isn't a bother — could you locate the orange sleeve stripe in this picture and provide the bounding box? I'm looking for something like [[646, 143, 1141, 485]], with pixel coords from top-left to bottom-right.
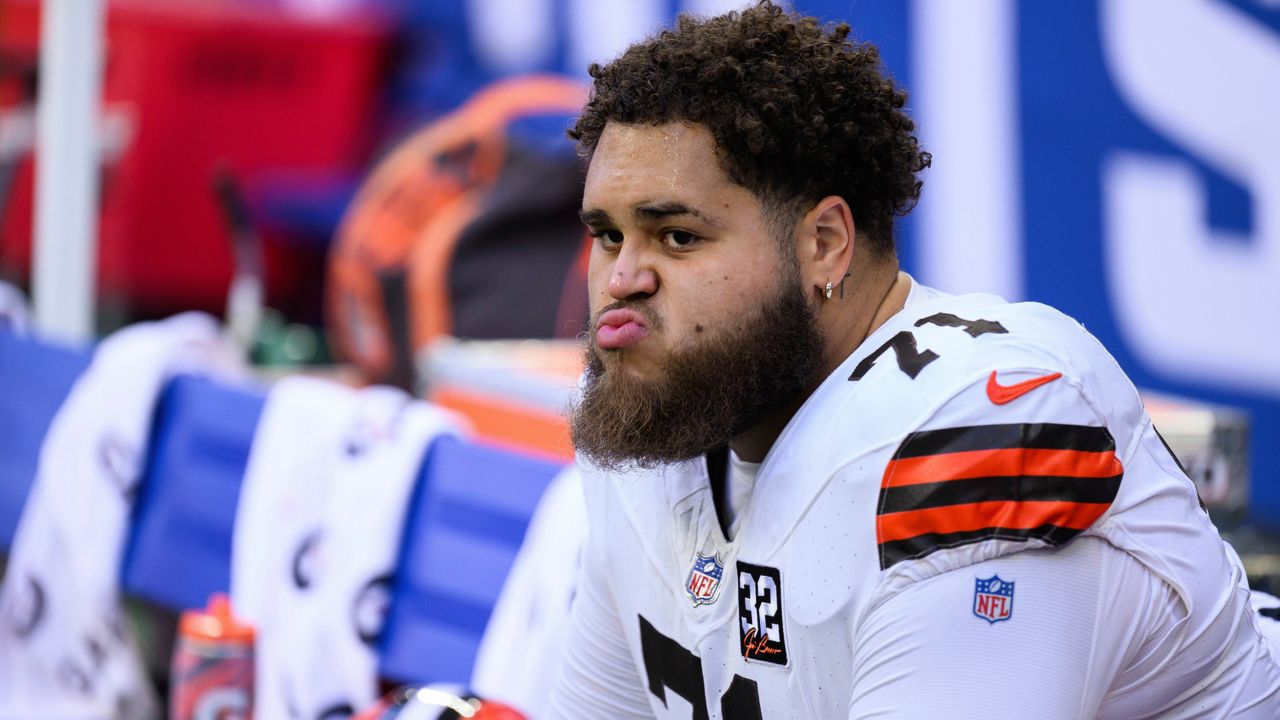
[[882, 447, 1122, 488], [876, 499, 1111, 544]]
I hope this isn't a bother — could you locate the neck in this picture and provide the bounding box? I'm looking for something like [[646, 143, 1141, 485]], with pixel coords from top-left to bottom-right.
[[729, 259, 908, 463]]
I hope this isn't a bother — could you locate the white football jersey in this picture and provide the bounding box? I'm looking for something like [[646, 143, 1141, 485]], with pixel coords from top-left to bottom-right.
[[550, 282, 1280, 719]]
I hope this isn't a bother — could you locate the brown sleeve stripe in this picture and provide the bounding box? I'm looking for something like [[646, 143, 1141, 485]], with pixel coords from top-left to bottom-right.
[[876, 423, 1122, 569], [892, 423, 1115, 459], [878, 472, 1122, 515], [880, 525, 1083, 569]]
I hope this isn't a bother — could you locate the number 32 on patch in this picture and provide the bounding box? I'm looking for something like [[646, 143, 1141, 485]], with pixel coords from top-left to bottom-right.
[[737, 561, 789, 667]]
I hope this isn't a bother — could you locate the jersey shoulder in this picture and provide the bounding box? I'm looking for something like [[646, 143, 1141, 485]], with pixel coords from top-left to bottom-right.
[[816, 292, 1143, 581], [822, 291, 1146, 452], [845, 293, 1108, 391]]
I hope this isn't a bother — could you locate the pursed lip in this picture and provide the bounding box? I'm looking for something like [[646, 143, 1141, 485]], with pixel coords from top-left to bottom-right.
[[596, 308, 648, 331], [595, 308, 650, 350]]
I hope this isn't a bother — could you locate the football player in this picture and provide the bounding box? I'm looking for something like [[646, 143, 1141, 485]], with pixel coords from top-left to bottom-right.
[[549, 2, 1280, 718]]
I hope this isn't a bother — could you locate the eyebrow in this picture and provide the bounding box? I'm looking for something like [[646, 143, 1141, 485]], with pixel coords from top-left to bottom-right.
[[579, 208, 612, 226], [633, 201, 722, 228], [578, 202, 723, 228]]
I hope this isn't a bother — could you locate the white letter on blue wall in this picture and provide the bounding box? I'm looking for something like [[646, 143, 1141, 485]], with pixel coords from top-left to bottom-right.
[[1102, 0, 1280, 396]]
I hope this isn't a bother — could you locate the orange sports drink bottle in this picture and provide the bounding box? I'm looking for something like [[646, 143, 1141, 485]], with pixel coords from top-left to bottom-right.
[[169, 593, 255, 720]]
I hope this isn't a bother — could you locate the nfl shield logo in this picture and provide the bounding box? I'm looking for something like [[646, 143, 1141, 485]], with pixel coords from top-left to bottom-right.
[[685, 553, 724, 606], [973, 575, 1014, 624]]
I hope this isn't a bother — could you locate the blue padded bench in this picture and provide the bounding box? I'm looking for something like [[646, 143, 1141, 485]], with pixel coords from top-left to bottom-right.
[[0, 331, 92, 549], [120, 374, 267, 612], [0, 330, 565, 685], [379, 435, 563, 685], [125, 389, 565, 685]]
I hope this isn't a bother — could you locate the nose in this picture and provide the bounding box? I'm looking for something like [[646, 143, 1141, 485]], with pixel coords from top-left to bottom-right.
[[607, 241, 658, 300]]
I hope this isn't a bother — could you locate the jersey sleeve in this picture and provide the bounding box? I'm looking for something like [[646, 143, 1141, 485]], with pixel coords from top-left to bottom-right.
[[845, 369, 1146, 717], [547, 466, 654, 719], [846, 534, 1156, 719], [870, 367, 1124, 579]]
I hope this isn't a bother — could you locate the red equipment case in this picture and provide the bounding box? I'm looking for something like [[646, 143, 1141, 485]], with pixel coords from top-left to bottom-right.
[[0, 0, 388, 314]]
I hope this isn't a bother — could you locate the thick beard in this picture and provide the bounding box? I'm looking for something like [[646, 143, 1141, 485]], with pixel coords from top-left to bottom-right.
[[571, 270, 826, 472]]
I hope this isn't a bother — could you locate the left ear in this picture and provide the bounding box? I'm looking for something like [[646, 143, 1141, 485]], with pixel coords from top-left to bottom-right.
[[796, 196, 855, 295]]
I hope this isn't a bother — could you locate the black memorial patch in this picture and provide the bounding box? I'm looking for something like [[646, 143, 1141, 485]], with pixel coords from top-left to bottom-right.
[[736, 561, 788, 667]]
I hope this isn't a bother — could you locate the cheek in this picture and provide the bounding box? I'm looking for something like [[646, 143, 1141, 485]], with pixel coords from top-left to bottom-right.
[[668, 274, 745, 331], [586, 260, 616, 310], [681, 253, 788, 331]]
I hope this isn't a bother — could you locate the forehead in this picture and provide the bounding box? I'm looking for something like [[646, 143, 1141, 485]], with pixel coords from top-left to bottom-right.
[[582, 122, 742, 211]]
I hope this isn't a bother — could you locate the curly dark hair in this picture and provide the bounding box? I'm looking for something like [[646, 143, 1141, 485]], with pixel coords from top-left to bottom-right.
[[570, 1, 930, 255]]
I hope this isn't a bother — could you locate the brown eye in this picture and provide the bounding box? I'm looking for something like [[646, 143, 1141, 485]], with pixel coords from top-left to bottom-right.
[[590, 229, 623, 248], [662, 229, 700, 249]]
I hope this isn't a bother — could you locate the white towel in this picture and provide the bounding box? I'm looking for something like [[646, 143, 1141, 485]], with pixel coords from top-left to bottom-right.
[[471, 465, 584, 720], [231, 377, 463, 719], [0, 313, 242, 720]]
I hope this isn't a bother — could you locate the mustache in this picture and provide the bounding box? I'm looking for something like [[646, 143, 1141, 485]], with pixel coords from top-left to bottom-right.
[[590, 300, 662, 333]]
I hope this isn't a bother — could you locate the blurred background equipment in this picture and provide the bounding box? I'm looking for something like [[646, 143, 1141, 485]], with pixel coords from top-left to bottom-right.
[[169, 593, 255, 720], [352, 684, 527, 720], [470, 465, 584, 719], [228, 377, 465, 718], [31, 0, 103, 342], [0, 325, 568, 714], [213, 166, 266, 360], [418, 339, 580, 461], [327, 74, 590, 390], [0, 312, 238, 719], [0, 0, 389, 323], [1146, 392, 1251, 518], [0, 277, 29, 333]]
